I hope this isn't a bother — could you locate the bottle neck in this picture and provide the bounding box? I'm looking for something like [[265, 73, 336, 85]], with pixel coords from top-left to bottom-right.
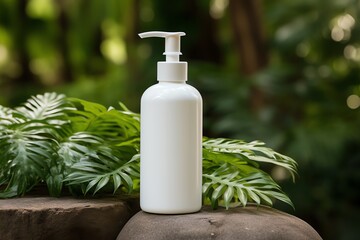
[[158, 80, 186, 84]]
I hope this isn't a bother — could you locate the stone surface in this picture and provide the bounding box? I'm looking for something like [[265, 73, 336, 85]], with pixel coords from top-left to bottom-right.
[[117, 205, 322, 240], [0, 196, 140, 240]]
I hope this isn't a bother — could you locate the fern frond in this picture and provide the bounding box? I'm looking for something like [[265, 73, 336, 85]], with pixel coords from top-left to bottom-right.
[[203, 163, 294, 210], [46, 157, 65, 197], [203, 138, 298, 180], [0, 122, 55, 196], [15, 92, 74, 125], [64, 149, 140, 195], [202, 148, 256, 170], [68, 98, 140, 146], [0, 105, 14, 126], [0, 93, 74, 197]]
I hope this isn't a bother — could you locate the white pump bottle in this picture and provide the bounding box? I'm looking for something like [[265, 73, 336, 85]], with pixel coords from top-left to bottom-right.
[[139, 31, 202, 214]]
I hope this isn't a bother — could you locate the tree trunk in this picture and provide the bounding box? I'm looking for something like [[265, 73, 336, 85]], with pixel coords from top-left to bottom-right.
[[229, 0, 268, 112], [7, 0, 40, 105], [17, 0, 33, 85], [56, 0, 73, 84], [124, 0, 141, 110]]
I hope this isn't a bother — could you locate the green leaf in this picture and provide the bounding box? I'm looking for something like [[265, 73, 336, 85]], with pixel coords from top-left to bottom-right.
[[246, 189, 261, 205], [223, 186, 235, 209], [112, 174, 122, 193], [257, 191, 273, 206], [118, 172, 133, 192], [85, 177, 101, 194], [94, 176, 110, 195], [211, 184, 227, 203], [202, 182, 212, 196], [236, 186, 247, 206], [68, 98, 107, 115]]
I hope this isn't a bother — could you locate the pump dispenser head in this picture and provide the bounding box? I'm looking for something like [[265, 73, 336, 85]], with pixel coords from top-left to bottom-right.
[[139, 31, 187, 82]]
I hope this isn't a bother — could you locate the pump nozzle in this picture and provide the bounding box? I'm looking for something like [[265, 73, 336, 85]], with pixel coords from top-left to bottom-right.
[[139, 31, 187, 82], [139, 31, 185, 62]]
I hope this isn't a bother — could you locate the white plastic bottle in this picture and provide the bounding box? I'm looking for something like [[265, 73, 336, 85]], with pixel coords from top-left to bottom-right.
[[139, 31, 202, 214]]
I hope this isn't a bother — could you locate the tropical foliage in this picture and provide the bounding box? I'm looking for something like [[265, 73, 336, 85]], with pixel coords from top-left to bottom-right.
[[1, 0, 359, 238], [0, 93, 297, 209]]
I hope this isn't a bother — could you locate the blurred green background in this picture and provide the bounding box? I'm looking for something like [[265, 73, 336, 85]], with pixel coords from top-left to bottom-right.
[[0, 0, 359, 239]]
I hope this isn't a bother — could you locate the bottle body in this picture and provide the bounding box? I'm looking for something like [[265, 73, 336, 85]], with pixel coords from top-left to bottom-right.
[[140, 81, 202, 214]]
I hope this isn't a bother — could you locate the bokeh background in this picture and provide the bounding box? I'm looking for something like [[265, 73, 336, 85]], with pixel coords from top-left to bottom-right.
[[0, 0, 359, 239]]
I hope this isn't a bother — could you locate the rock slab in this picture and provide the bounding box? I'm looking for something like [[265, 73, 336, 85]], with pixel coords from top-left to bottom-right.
[[117, 205, 322, 240], [0, 196, 139, 240]]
